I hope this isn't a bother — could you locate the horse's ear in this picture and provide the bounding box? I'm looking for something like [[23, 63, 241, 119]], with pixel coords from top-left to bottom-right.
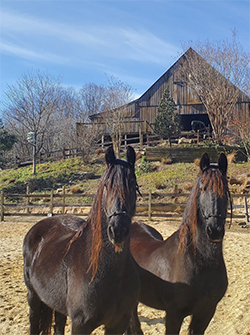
[[126, 146, 136, 169], [105, 146, 116, 166], [218, 153, 228, 175], [200, 153, 210, 171]]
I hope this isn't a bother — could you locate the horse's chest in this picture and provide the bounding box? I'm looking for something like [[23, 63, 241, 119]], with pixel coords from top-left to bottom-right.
[[191, 265, 228, 300], [68, 261, 139, 324]]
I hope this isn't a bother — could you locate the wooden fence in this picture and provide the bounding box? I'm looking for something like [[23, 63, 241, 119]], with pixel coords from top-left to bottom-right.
[[1, 188, 250, 226], [14, 133, 162, 168]]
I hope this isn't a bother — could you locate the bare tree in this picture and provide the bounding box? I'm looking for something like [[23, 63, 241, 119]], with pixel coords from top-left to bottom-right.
[[103, 75, 135, 157], [229, 109, 250, 159], [49, 87, 80, 151], [2, 71, 63, 174], [76, 123, 102, 163], [78, 83, 106, 122], [179, 30, 250, 144]]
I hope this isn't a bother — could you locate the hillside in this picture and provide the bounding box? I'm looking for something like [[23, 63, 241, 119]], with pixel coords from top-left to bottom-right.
[[0, 149, 249, 197]]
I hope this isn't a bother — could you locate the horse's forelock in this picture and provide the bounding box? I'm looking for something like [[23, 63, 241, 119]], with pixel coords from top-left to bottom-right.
[[105, 163, 133, 207], [200, 168, 228, 197]]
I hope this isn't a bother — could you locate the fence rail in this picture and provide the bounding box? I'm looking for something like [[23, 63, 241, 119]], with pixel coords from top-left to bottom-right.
[[1, 188, 250, 226], [12, 133, 163, 168]]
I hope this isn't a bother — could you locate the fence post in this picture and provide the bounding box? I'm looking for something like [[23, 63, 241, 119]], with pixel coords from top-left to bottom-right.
[[244, 196, 249, 226], [139, 127, 143, 149], [124, 134, 127, 147], [1, 191, 4, 221], [62, 186, 66, 214], [148, 190, 152, 221], [26, 185, 30, 213], [50, 190, 54, 215]]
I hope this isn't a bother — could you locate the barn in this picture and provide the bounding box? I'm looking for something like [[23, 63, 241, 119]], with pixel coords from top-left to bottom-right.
[[82, 48, 250, 138]]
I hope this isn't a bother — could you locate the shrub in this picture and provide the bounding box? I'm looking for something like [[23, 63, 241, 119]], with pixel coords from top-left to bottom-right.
[[138, 157, 151, 174]]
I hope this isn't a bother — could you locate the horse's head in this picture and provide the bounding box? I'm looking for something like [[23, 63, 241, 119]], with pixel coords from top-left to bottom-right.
[[103, 146, 137, 250], [198, 152, 229, 243]]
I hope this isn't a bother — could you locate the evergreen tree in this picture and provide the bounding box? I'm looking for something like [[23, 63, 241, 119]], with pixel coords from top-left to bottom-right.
[[153, 86, 181, 146], [0, 120, 17, 167]]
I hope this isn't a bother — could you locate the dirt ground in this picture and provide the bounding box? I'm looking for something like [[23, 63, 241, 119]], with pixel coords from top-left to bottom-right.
[[0, 215, 250, 335]]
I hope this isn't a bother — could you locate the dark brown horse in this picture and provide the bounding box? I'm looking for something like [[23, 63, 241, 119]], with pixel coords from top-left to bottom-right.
[[129, 153, 230, 335], [23, 146, 140, 335]]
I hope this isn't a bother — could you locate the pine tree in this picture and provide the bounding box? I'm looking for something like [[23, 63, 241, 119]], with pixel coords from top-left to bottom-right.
[[0, 120, 17, 167], [153, 86, 181, 146]]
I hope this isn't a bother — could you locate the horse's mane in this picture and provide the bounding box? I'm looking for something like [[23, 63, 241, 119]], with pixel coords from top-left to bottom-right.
[[178, 167, 229, 254], [64, 161, 134, 279], [88, 161, 134, 277]]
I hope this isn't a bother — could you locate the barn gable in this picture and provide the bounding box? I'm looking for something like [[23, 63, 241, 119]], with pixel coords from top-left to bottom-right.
[[89, 48, 250, 135]]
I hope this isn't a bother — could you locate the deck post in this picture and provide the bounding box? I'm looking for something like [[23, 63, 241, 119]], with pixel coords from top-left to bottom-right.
[[50, 190, 54, 215], [148, 189, 152, 221], [0, 191, 4, 221], [26, 185, 30, 214]]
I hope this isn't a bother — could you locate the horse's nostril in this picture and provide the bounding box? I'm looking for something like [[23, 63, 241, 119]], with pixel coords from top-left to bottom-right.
[[108, 225, 114, 240], [207, 226, 212, 235], [107, 223, 130, 245]]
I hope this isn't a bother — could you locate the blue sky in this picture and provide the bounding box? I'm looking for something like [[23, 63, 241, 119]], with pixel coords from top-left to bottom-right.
[[0, 0, 249, 107]]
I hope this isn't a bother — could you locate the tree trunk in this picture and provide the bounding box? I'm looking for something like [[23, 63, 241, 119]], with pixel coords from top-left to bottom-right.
[[32, 145, 36, 175]]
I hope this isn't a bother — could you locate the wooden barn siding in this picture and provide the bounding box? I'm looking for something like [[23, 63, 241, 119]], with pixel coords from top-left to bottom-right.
[[133, 66, 205, 126]]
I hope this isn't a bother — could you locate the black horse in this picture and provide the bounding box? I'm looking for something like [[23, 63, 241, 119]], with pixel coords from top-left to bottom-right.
[[23, 146, 140, 335], [129, 153, 230, 334]]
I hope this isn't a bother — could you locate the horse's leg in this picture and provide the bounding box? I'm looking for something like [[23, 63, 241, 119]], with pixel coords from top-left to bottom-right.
[[54, 311, 67, 335], [105, 314, 135, 335], [27, 290, 42, 335], [27, 289, 53, 335], [188, 305, 216, 335], [70, 316, 95, 335], [125, 305, 143, 335], [165, 311, 184, 335]]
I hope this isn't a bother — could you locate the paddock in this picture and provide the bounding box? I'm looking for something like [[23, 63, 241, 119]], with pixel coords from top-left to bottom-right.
[[0, 216, 249, 335]]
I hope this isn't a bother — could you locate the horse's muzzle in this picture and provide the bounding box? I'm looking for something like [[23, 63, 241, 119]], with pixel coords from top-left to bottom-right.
[[107, 222, 130, 251], [206, 224, 225, 242]]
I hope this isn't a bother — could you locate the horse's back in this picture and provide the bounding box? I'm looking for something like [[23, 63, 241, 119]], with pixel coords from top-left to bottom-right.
[[23, 215, 85, 258], [131, 221, 163, 240], [131, 221, 170, 276]]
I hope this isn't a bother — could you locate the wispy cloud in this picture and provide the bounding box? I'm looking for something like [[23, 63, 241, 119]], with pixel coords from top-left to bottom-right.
[[0, 41, 70, 64], [0, 9, 180, 67], [120, 28, 180, 65], [0, 10, 103, 45]]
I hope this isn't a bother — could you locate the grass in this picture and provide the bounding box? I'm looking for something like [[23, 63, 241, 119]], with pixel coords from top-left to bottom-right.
[[0, 151, 249, 198], [136, 163, 198, 193], [0, 157, 102, 195]]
